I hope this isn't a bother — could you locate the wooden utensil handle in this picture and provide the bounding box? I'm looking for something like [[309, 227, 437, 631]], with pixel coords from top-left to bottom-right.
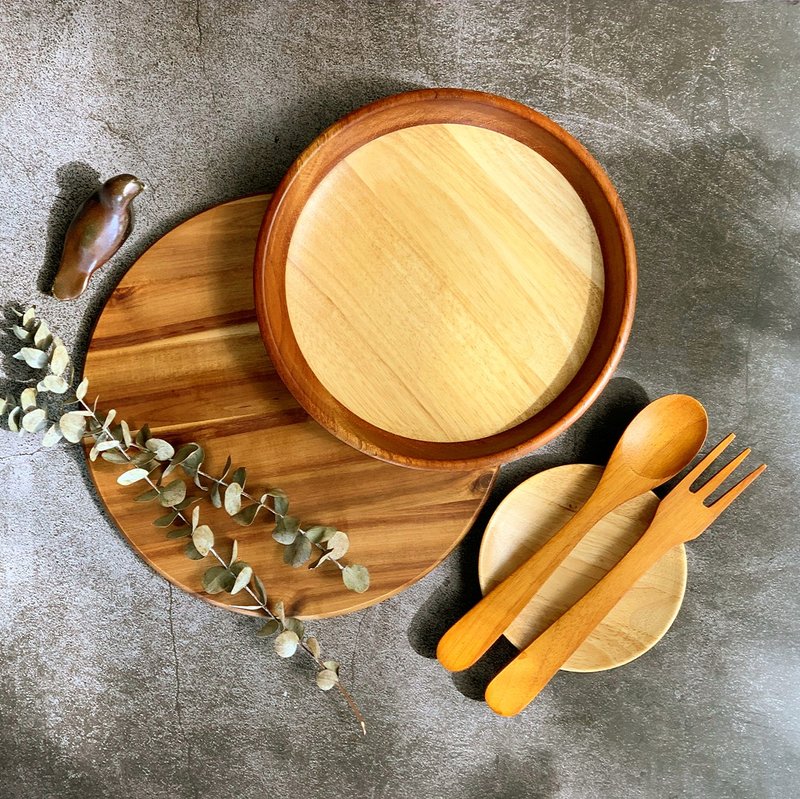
[[437, 501, 608, 672], [484, 519, 675, 716]]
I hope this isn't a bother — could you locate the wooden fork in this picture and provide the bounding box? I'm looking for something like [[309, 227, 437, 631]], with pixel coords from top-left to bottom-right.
[[485, 434, 766, 717]]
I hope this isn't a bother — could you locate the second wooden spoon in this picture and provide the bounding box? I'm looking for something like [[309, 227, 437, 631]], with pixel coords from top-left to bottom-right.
[[436, 394, 708, 672]]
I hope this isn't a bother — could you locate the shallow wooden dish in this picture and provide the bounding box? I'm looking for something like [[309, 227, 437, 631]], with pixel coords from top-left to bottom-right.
[[255, 88, 636, 470], [479, 465, 687, 671]]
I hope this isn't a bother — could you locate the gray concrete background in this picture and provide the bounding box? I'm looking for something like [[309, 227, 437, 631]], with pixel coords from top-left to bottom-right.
[[1, 1, 798, 797]]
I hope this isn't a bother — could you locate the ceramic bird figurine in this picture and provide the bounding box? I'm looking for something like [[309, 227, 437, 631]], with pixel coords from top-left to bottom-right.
[[52, 173, 144, 300]]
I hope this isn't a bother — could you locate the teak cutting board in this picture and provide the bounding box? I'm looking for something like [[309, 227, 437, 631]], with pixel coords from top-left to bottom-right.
[[84, 195, 496, 618], [479, 464, 687, 671]]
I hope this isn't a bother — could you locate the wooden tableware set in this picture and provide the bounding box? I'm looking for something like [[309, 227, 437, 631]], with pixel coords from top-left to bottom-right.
[[75, 89, 764, 717]]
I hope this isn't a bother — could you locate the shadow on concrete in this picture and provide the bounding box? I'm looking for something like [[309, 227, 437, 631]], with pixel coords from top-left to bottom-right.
[[38, 162, 101, 295]]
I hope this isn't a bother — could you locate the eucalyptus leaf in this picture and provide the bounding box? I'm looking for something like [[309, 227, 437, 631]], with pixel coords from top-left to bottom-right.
[[269, 489, 289, 516], [8, 407, 21, 432], [220, 455, 232, 481], [12, 325, 31, 341], [232, 503, 260, 526], [191, 505, 200, 530], [305, 525, 336, 544], [322, 660, 340, 674], [146, 438, 174, 461], [231, 466, 246, 488], [134, 423, 151, 447], [15, 348, 48, 369], [179, 445, 204, 476], [75, 376, 89, 401], [159, 479, 187, 507], [117, 467, 149, 486], [273, 630, 299, 658], [229, 539, 238, 565], [273, 600, 285, 624], [284, 534, 312, 568], [253, 575, 268, 606], [101, 450, 129, 464], [38, 374, 68, 394], [316, 669, 339, 691], [209, 481, 222, 508], [153, 511, 180, 528], [119, 419, 132, 448], [283, 616, 305, 639], [20, 388, 37, 412], [325, 530, 350, 560], [191, 524, 214, 556], [184, 541, 205, 560], [306, 636, 321, 659], [256, 619, 281, 637], [342, 564, 370, 593], [21, 408, 47, 433], [33, 320, 52, 349], [0, 394, 10, 415], [42, 423, 63, 447], [49, 344, 69, 376], [132, 450, 156, 467], [135, 487, 160, 502], [272, 518, 299, 545], [202, 566, 234, 594], [174, 497, 198, 511], [96, 439, 121, 453], [230, 564, 252, 595], [224, 482, 242, 516], [166, 528, 192, 540], [170, 443, 197, 466], [59, 411, 86, 443], [21, 307, 36, 329]]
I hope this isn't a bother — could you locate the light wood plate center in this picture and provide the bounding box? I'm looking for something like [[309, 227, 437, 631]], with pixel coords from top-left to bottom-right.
[[479, 464, 687, 672], [286, 123, 605, 443]]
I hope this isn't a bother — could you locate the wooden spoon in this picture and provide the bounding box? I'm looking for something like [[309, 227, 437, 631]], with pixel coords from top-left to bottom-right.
[[485, 433, 765, 716], [436, 394, 708, 672]]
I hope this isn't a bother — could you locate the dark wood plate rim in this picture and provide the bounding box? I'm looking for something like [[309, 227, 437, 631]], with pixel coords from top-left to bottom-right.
[[254, 87, 636, 470]]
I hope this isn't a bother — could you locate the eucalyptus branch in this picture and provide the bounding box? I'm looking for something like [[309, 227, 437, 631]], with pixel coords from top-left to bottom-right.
[[3, 307, 367, 734]]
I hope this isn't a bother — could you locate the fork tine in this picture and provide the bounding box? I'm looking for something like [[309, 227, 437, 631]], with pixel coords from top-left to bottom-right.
[[709, 463, 766, 515], [678, 433, 736, 489], [696, 448, 751, 500]]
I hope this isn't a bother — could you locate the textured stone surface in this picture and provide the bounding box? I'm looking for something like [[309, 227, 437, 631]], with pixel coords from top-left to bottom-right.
[[1, 1, 798, 797]]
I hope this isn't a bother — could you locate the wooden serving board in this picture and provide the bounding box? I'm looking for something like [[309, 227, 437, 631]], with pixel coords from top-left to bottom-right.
[[84, 195, 496, 618], [479, 465, 687, 672]]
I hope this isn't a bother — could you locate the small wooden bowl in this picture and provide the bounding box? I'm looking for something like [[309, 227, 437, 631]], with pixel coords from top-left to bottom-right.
[[255, 89, 636, 470]]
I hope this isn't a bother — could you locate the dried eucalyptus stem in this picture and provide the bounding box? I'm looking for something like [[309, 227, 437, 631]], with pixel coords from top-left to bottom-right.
[[3, 307, 367, 734]]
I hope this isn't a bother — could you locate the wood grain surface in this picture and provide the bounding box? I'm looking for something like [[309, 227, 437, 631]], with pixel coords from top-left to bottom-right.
[[256, 88, 637, 469], [286, 123, 604, 443], [83, 194, 497, 619], [478, 464, 687, 672]]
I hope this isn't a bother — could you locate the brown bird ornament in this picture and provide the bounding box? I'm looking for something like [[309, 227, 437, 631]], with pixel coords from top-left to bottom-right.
[[52, 173, 144, 300]]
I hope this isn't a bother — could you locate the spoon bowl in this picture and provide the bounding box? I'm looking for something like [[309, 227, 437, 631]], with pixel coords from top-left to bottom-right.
[[612, 394, 708, 483]]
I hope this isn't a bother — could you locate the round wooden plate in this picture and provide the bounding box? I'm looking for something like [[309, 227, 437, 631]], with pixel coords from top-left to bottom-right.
[[255, 89, 636, 470], [84, 195, 496, 619], [479, 465, 687, 671]]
